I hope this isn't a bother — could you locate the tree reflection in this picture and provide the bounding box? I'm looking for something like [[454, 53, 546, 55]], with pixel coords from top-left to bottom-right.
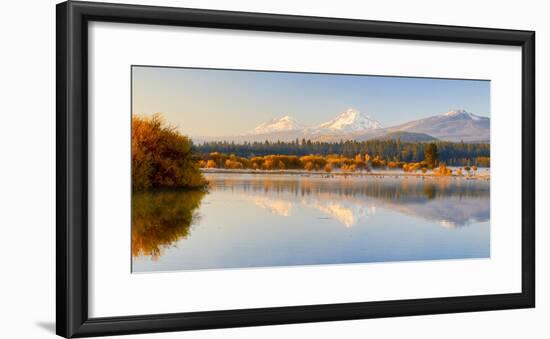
[[132, 190, 205, 260], [208, 174, 488, 203], [422, 183, 436, 200]]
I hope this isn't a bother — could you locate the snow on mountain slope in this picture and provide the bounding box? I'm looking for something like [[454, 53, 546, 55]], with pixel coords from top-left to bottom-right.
[[310, 108, 382, 134], [443, 109, 485, 121], [244, 115, 304, 135]]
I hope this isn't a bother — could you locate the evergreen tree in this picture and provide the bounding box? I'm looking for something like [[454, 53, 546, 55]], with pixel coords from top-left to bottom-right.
[[425, 143, 439, 168]]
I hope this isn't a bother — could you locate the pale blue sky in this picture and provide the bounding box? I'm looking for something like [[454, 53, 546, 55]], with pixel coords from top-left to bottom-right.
[[132, 66, 490, 137]]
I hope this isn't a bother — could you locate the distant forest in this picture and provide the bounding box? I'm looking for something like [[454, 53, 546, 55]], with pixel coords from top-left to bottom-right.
[[193, 139, 490, 166]]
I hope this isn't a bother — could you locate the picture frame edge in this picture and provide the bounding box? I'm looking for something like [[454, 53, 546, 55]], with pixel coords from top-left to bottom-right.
[[56, 1, 536, 338]]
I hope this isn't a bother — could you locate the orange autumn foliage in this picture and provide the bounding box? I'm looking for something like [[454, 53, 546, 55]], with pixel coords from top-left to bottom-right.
[[132, 114, 207, 190]]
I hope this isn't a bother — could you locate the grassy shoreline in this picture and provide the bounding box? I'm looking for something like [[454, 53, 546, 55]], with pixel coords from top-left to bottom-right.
[[200, 168, 490, 180]]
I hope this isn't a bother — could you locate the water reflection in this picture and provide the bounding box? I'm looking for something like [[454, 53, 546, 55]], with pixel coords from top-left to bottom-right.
[[132, 173, 490, 270], [250, 196, 292, 217], [209, 174, 489, 228], [132, 190, 205, 260], [210, 174, 489, 201]]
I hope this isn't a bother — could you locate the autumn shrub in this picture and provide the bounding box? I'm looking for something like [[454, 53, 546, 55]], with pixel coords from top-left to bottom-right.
[[132, 114, 207, 190], [209, 152, 227, 168], [250, 156, 263, 169], [371, 155, 386, 168], [476, 157, 490, 167], [263, 159, 274, 170], [299, 155, 327, 169], [354, 154, 366, 170], [434, 163, 452, 176], [403, 162, 420, 172], [225, 159, 244, 169]]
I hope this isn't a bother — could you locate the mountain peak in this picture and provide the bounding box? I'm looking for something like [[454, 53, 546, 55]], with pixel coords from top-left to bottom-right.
[[444, 109, 468, 116], [245, 115, 304, 135], [339, 107, 360, 119], [313, 108, 382, 134], [443, 109, 486, 121], [267, 115, 293, 122]]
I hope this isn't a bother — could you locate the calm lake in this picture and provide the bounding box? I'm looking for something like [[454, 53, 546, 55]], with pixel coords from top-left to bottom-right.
[[132, 173, 490, 272]]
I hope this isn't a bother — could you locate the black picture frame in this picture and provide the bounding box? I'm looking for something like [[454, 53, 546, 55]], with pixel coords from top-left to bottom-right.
[[56, 1, 535, 337]]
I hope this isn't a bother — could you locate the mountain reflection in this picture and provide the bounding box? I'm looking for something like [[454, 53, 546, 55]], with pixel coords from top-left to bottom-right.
[[208, 174, 489, 228], [132, 190, 205, 260], [249, 196, 292, 216], [241, 195, 377, 227], [301, 200, 369, 228]]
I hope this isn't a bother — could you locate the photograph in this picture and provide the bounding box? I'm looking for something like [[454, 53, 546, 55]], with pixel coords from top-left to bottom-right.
[[131, 66, 491, 273]]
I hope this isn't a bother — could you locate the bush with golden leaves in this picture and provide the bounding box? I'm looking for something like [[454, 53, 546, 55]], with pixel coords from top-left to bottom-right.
[[132, 114, 207, 190]]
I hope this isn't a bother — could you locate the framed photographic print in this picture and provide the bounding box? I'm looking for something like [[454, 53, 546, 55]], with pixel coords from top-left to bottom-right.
[[56, 1, 535, 338]]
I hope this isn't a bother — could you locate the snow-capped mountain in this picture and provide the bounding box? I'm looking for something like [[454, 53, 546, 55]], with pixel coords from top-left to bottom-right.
[[310, 108, 382, 134], [244, 115, 304, 135], [386, 109, 490, 142], [194, 108, 490, 144], [443, 109, 484, 120], [234, 108, 383, 142]]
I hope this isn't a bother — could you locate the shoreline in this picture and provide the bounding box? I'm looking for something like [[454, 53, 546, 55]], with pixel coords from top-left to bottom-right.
[[200, 168, 490, 180]]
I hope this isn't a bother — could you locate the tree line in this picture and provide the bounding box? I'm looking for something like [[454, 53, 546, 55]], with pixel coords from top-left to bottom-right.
[[196, 148, 484, 176], [193, 139, 490, 167]]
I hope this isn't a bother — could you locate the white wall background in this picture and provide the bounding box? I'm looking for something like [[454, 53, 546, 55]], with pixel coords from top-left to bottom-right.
[[0, 0, 546, 338]]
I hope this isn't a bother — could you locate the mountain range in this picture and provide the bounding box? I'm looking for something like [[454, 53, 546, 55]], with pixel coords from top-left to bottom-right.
[[385, 109, 490, 143], [194, 108, 490, 144]]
